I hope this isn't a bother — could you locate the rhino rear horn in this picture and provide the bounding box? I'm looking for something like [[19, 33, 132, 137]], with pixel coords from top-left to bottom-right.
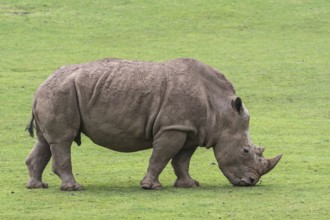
[[261, 154, 282, 175]]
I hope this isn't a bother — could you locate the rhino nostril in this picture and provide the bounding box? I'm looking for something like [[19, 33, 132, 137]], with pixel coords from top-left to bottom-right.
[[249, 177, 255, 184]]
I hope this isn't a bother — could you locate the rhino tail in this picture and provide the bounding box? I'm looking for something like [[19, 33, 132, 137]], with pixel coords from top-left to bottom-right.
[[25, 113, 35, 138]]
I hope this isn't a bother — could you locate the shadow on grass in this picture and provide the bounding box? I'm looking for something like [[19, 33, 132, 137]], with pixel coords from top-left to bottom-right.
[[77, 181, 279, 195]]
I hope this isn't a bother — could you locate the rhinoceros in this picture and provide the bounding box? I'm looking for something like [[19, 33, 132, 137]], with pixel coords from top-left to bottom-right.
[[25, 58, 282, 191]]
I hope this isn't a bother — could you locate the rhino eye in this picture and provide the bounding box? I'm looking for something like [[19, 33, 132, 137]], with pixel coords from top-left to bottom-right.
[[243, 148, 249, 153]]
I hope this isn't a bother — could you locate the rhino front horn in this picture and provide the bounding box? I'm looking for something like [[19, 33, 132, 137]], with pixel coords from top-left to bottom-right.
[[261, 154, 282, 175]]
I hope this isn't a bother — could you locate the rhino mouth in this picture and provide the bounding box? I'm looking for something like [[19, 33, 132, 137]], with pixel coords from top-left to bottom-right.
[[222, 170, 259, 186], [220, 167, 259, 187], [233, 177, 258, 186]]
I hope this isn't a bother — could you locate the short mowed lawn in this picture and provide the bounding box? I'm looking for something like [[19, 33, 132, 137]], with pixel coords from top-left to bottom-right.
[[0, 0, 329, 219]]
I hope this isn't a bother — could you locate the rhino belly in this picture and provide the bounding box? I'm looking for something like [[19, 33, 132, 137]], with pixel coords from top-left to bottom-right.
[[84, 129, 153, 152]]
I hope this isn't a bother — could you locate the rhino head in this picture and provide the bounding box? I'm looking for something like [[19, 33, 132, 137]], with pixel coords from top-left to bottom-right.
[[213, 97, 282, 186]]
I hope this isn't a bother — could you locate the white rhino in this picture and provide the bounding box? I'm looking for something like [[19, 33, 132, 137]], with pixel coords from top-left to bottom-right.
[[26, 58, 282, 190]]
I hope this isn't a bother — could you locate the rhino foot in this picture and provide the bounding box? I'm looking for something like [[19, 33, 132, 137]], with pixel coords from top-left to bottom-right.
[[26, 179, 48, 189], [174, 178, 200, 188], [140, 177, 162, 190], [60, 182, 83, 191]]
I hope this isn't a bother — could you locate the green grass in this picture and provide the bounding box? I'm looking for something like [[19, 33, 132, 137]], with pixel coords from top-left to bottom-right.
[[1, 0, 329, 219]]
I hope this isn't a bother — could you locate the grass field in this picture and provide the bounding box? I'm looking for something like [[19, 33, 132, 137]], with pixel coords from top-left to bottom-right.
[[0, 0, 329, 219]]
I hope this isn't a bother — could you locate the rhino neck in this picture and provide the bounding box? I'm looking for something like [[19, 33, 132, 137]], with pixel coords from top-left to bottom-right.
[[212, 129, 243, 165], [198, 114, 223, 149], [212, 142, 228, 165]]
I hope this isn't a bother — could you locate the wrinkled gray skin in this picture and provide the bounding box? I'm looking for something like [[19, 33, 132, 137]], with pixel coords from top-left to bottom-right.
[[25, 58, 282, 191]]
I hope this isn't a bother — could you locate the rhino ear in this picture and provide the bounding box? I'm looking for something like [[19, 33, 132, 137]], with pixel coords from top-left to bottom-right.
[[231, 97, 242, 113]]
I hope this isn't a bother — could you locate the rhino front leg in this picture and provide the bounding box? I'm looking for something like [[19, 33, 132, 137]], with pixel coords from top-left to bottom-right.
[[26, 135, 51, 189], [141, 131, 187, 190], [172, 147, 200, 188], [50, 141, 82, 191]]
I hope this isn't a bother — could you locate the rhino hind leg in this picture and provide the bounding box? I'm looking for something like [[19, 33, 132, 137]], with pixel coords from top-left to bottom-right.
[[171, 147, 200, 188], [50, 141, 82, 191], [140, 130, 187, 190], [26, 135, 51, 189]]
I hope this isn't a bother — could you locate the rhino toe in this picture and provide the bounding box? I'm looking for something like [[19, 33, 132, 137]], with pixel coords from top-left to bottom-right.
[[174, 178, 200, 188], [141, 183, 162, 190], [26, 179, 48, 189], [60, 183, 83, 191], [140, 177, 163, 190]]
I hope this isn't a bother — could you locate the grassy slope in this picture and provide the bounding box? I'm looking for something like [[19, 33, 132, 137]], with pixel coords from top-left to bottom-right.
[[0, 0, 329, 219]]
